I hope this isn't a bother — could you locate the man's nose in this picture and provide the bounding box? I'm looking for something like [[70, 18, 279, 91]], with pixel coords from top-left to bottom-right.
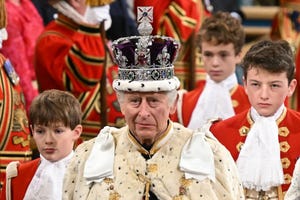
[[138, 100, 150, 117]]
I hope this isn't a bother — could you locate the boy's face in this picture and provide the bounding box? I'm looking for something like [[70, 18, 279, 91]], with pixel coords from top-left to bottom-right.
[[32, 123, 82, 162], [244, 67, 296, 117], [201, 41, 241, 83]]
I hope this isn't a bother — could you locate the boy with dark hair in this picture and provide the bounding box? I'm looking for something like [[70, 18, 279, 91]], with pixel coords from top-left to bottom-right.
[[210, 40, 299, 199]]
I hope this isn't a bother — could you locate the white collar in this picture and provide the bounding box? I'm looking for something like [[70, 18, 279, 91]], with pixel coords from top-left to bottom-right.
[[24, 151, 74, 200], [52, 1, 86, 24], [188, 73, 237, 129], [237, 105, 285, 191]]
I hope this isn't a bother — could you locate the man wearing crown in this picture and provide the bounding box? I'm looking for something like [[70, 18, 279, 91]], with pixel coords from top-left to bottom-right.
[[34, 0, 125, 143], [62, 7, 244, 200], [0, 0, 32, 190]]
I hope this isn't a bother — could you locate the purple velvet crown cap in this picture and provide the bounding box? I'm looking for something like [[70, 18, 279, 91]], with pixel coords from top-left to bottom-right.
[[111, 35, 181, 92]]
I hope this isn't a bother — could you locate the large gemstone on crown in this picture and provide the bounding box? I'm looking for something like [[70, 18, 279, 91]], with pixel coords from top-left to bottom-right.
[[151, 70, 160, 80], [137, 53, 147, 65]]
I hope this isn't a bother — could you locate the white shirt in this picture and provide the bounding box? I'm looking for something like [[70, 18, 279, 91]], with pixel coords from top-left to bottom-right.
[[188, 73, 237, 129], [24, 152, 74, 200]]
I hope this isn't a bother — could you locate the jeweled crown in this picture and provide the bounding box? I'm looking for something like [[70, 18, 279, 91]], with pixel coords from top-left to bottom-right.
[[112, 7, 180, 92]]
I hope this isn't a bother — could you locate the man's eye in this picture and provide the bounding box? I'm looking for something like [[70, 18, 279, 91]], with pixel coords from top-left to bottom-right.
[[130, 99, 140, 103], [148, 98, 159, 106], [150, 99, 158, 103], [129, 98, 141, 106]]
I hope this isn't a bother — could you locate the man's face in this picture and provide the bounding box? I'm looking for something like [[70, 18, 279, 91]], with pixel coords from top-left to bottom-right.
[[120, 92, 176, 146], [244, 67, 296, 117], [32, 123, 81, 162], [201, 41, 241, 83]]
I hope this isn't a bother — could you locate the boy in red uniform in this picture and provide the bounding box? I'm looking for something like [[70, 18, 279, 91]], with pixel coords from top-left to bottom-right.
[[210, 40, 299, 199], [1, 89, 82, 200], [171, 12, 250, 129]]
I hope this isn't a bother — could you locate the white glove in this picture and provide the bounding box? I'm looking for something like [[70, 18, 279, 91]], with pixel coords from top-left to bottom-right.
[[84, 5, 112, 30], [0, 28, 8, 49]]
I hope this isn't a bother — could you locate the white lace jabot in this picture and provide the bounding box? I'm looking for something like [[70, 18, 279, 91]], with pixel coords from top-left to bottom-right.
[[188, 73, 237, 129], [24, 151, 74, 200], [237, 105, 285, 191]]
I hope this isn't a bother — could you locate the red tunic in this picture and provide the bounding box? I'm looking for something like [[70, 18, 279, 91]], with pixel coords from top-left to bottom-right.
[[296, 48, 300, 111], [34, 14, 125, 141], [210, 108, 300, 192], [171, 81, 250, 127], [0, 159, 40, 200], [0, 54, 31, 188]]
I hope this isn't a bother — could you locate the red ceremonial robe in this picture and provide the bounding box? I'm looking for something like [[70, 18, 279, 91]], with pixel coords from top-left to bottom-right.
[[0, 54, 31, 188]]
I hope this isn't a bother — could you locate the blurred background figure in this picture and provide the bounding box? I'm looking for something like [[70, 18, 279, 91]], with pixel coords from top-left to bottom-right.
[[270, 0, 300, 110], [32, 0, 57, 26], [34, 0, 125, 143], [0, 0, 31, 189], [203, 0, 244, 21], [106, 0, 138, 41], [0, 0, 44, 112]]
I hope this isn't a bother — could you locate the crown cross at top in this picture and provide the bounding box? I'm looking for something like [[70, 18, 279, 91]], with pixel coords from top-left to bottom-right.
[[137, 7, 153, 36]]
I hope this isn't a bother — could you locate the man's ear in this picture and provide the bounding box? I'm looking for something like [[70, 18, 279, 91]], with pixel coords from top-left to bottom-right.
[[169, 93, 179, 115]]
